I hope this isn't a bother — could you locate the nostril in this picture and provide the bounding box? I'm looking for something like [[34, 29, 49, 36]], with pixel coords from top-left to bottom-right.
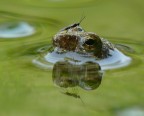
[[85, 39, 95, 45]]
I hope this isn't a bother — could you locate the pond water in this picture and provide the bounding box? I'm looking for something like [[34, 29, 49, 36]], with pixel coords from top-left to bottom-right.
[[0, 0, 144, 116]]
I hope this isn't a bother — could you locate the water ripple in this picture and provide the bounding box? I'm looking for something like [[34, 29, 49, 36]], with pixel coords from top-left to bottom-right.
[[0, 0, 96, 8], [116, 107, 144, 116], [44, 49, 131, 70], [0, 21, 35, 38], [32, 46, 132, 70], [0, 11, 61, 40]]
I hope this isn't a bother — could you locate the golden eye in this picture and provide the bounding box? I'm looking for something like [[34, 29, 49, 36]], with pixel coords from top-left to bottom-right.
[[82, 33, 103, 54], [82, 38, 96, 51]]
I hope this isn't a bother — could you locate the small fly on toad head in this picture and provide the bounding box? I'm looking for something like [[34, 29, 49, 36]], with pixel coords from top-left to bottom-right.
[[60, 16, 86, 32], [52, 16, 86, 52]]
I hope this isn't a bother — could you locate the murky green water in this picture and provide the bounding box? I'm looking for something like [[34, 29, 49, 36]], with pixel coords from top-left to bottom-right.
[[0, 0, 144, 116]]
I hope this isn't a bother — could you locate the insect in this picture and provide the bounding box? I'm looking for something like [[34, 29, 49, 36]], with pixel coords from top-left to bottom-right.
[[60, 16, 86, 32], [62, 91, 80, 98], [52, 16, 85, 52], [61, 89, 85, 104]]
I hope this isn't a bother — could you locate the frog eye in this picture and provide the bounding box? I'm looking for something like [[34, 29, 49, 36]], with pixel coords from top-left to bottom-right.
[[85, 39, 95, 46]]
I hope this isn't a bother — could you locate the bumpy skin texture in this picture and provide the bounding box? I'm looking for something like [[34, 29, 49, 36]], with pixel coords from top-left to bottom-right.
[[53, 34, 79, 51], [81, 32, 103, 58], [52, 25, 115, 59]]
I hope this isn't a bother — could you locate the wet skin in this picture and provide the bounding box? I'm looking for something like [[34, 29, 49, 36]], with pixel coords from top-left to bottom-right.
[[52, 24, 115, 59]]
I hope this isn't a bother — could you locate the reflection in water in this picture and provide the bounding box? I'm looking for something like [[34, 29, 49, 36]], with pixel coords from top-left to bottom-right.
[[32, 20, 132, 99], [33, 20, 132, 70], [0, 0, 143, 115], [79, 62, 103, 90], [52, 61, 103, 90], [33, 44, 132, 70], [0, 21, 35, 38]]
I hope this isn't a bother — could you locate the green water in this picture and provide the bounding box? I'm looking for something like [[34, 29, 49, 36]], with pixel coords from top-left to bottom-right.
[[0, 0, 144, 116]]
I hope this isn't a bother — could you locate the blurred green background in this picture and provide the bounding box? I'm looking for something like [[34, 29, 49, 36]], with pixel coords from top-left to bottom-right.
[[0, 0, 144, 116]]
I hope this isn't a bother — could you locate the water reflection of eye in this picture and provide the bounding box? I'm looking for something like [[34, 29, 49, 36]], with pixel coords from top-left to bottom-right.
[[52, 61, 103, 91], [79, 73, 102, 90], [52, 61, 79, 88], [79, 61, 103, 90]]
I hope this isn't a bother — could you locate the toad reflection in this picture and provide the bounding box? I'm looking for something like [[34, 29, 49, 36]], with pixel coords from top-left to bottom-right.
[[52, 61, 103, 91]]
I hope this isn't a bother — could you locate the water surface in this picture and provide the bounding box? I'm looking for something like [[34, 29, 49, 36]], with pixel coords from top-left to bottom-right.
[[0, 0, 144, 116]]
